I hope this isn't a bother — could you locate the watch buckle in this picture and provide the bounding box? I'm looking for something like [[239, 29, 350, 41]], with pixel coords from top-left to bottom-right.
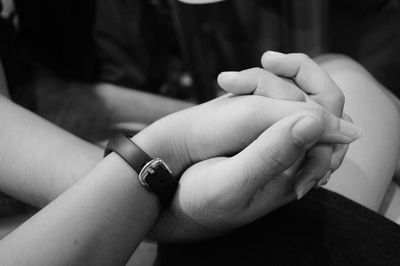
[[138, 158, 172, 190]]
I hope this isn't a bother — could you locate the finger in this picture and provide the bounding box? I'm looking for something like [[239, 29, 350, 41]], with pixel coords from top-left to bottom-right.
[[182, 97, 361, 170], [217, 68, 306, 101], [330, 143, 349, 172], [250, 98, 361, 144], [294, 144, 332, 199], [250, 99, 362, 144], [261, 51, 344, 116], [222, 111, 326, 198], [296, 113, 353, 193], [328, 113, 353, 172], [261, 52, 345, 196]]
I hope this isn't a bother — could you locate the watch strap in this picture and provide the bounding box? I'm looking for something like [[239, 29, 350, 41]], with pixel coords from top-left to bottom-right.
[[104, 134, 152, 172], [104, 134, 178, 205]]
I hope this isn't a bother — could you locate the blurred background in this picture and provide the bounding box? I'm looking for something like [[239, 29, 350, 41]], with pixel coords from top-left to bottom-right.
[[1, 0, 400, 105]]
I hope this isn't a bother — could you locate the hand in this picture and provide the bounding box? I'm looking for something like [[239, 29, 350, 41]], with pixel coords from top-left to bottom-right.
[[132, 94, 360, 178], [135, 93, 361, 242], [217, 52, 350, 197], [149, 110, 354, 241]]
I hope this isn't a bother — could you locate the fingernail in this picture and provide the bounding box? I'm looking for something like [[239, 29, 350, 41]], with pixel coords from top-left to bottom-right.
[[291, 115, 324, 146], [339, 120, 362, 140], [218, 71, 239, 80], [317, 170, 332, 187], [296, 180, 317, 200], [266, 50, 285, 57]]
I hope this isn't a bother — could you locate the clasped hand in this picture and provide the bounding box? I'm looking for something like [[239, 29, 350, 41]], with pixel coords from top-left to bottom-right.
[[132, 52, 361, 241]]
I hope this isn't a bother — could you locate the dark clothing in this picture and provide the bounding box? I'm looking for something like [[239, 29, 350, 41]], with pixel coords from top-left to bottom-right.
[[12, 0, 180, 93], [157, 188, 400, 266], [14, 0, 98, 82], [3, 0, 400, 94]]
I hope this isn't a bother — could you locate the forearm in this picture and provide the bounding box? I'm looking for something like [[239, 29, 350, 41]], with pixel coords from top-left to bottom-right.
[[0, 96, 103, 207], [0, 153, 160, 265], [0, 68, 192, 206]]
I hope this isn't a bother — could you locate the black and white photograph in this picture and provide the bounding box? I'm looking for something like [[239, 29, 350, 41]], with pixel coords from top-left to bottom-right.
[[0, 0, 400, 265]]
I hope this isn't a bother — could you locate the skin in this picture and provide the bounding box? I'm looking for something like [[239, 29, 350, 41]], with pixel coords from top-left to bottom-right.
[[217, 52, 348, 198], [0, 58, 359, 264], [4, 52, 397, 264], [219, 52, 400, 211], [316, 54, 400, 211], [1, 110, 334, 265]]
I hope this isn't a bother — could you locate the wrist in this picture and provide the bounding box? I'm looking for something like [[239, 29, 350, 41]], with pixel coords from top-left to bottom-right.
[[105, 133, 179, 206], [105, 152, 162, 214], [130, 124, 186, 175]]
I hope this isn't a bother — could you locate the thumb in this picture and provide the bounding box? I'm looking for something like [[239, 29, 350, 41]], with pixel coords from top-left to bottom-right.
[[220, 111, 325, 197]]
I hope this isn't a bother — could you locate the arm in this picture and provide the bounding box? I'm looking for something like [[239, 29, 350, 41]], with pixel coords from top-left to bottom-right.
[[0, 60, 102, 207], [0, 59, 190, 207], [0, 152, 160, 265], [0, 95, 102, 207], [0, 108, 356, 265], [0, 56, 361, 242], [0, 93, 360, 243]]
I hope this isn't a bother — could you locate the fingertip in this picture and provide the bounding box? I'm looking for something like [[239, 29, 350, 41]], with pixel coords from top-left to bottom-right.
[[296, 179, 316, 200], [217, 71, 239, 85], [338, 119, 362, 140], [217, 71, 241, 92], [261, 51, 286, 67], [310, 109, 361, 144], [264, 50, 286, 57], [217, 71, 239, 80], [317, 169, 332, 187]]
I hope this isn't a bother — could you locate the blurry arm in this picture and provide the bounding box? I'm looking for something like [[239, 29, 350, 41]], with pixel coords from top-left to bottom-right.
[[35, 78, 194, 141], [94, 83, 194, 125]]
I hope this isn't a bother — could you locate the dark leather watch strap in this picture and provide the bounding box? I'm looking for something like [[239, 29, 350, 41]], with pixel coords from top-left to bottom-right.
[[104, 134, 178, 205], [104, 134, 152, 171]]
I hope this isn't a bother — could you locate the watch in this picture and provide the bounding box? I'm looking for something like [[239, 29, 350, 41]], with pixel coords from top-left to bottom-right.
[[104, 134, 178, 205]]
